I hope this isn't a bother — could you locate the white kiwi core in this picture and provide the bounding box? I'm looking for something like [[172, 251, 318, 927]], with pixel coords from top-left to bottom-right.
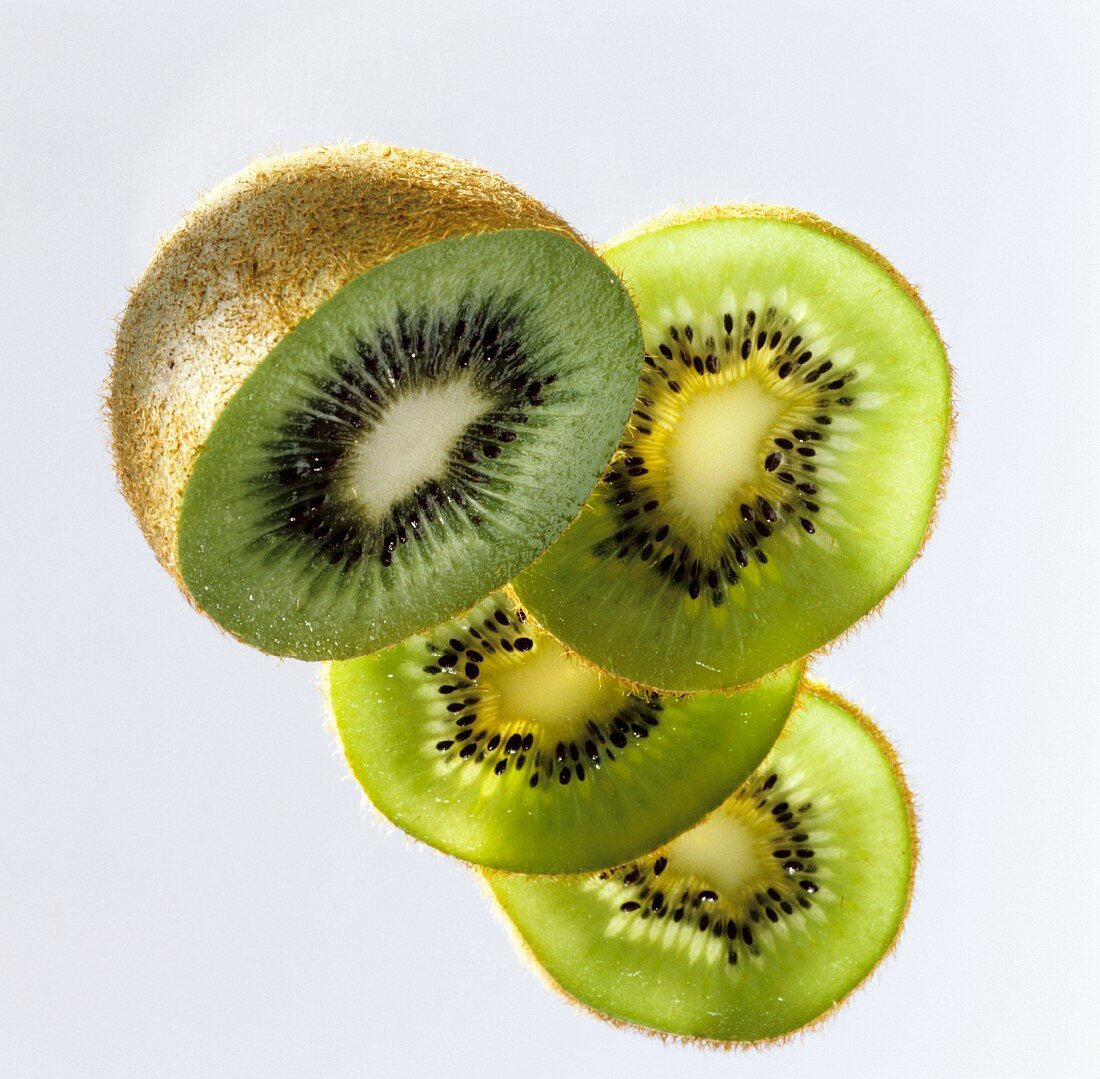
[[346, 375, 492, 520], [666, 377, 785, 535], [490, 639, 629, 731], [665, 806, 770, 898]]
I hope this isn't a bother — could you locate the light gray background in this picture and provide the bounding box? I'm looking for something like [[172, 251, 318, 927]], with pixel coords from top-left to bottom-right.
[[2, 2, 1097, 1076]]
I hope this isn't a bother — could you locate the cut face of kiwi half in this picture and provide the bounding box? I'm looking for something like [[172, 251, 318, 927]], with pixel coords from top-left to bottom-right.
[[110, 145, 643, 659], [514, 207, 952, 691], [487, 683, 915, 1043], [325, 590, 803, 874]]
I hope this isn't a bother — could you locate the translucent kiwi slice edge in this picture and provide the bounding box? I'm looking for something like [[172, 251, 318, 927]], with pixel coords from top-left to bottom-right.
[[514, 209, 952, 691], [326, 590, 803, 874], [486, 683, 916, 1043]]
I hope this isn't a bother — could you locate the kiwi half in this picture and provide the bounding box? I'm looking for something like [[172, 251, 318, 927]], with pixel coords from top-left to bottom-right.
[[110, 145, 643, 658], [486, 683, 915, 1043], [325, 590, 803, 874], [514, 207, 952, 691]]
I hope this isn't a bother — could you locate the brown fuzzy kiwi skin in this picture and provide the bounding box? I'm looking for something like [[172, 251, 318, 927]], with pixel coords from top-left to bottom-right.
[[107, 143, 585, 606], [481, 678, 920, 1048], [513, 202, 954, 695]]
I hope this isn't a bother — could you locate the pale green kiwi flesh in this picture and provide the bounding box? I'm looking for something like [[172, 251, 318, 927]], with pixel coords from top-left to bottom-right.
[[179, 229, 643, 659], [327, 590, 803, 874], [487, 684, 915, 1043], [514, 213, 951, 691]]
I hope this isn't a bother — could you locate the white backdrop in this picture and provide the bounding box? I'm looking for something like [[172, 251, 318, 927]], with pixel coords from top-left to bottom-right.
[[2, 2, 1097, 1076]]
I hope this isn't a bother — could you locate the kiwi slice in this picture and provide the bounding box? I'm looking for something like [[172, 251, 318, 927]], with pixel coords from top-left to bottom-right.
[[325, 590, 803, 873], [514, 206, 952, 691], [109, 144, 643, 658], [486, 683, 915, 1043]]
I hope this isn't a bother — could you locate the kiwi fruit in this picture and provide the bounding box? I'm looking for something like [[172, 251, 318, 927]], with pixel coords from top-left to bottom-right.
[[513, 206, 952, 691], [325, 590, 803, 874], [486, 683, 915, 1043], [109, 144, 643, 659]]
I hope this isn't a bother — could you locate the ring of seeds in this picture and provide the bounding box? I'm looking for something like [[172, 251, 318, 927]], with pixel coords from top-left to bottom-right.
[[254, 296, 554, 574], [596, 298, 855, 605], [420, 600, 661, 787], [593, 764, 830, 967]]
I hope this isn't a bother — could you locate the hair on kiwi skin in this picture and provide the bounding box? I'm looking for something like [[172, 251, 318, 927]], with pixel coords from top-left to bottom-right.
[[482, 679, 919, 1047], [108, 142, 584, 601]]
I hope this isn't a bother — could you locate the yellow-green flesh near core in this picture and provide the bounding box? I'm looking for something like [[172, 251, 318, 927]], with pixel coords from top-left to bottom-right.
[[514, 213, 951, 691], [487, 685, 914, 1042], [178, 229, 643, 660], [326, 592, 803, 874]]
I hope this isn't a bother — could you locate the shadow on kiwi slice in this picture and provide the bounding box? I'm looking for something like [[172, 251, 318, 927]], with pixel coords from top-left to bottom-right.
[[325, 590, 803, 874], [514, 206, 953, 691], [486, 683, 916, 1044]]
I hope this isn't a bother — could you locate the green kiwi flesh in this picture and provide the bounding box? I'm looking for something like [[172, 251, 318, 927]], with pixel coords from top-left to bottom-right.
[[514, 211, 952, 691], [326, 590, 802, 873], [487, 684, 915, 1043], [179, 229, 643, 659]]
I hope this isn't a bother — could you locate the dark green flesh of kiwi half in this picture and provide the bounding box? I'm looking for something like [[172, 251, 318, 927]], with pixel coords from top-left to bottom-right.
[[178, 230, 643, 659], [326, 591, 802, 873], [514, 217, 951, 691], [487, 686, 914, 1042]]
